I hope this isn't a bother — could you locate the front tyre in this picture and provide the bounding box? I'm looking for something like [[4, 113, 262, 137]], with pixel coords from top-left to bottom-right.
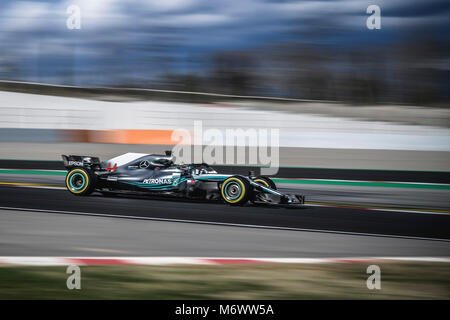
[[253, 176, 277, 190], [65, 168, 96, 196], [221, 176, 251, 205]]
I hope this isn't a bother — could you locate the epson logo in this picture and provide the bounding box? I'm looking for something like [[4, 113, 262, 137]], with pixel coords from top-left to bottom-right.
[[143, 178, 172, 185], [69, 161, 83, 166]]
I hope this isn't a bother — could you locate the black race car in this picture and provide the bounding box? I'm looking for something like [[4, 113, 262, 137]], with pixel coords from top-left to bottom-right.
[[61, 151, 304, 206]]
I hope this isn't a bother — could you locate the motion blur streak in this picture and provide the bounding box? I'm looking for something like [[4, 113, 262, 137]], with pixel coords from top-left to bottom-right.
[[1, 208, 449, 257], [0, 0, 449, 106], [0, 0, 449, 301]]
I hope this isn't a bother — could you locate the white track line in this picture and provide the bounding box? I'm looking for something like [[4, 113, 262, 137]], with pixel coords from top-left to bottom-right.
[[0, 205, 449, 242], [0, 80, 321, 102], [0, 256, 448, 266], [280, 178, 450, 186]]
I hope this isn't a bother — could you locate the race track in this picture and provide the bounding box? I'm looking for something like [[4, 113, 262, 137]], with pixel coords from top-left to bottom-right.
[[0, 185, 449, 239], [0, 165, 449, 258], [1, 208, 449, 257]]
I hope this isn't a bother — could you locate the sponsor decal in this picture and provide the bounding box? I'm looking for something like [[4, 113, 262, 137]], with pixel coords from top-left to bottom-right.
[[143, 178, 172, 185], [68, 161, 83, 166], [139, 160, 150, 169], [106, 163, 117, 173]]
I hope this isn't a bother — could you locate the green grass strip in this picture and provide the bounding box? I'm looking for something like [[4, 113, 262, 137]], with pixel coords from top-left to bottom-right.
[[1, 262, 450, 299], [0, 169, 66, 176]]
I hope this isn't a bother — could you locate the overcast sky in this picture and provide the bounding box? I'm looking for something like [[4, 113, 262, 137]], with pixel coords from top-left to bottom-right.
[[0, 0, 449, 85]]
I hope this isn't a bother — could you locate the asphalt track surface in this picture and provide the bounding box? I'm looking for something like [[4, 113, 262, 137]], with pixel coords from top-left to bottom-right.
[[0, 183, 449, 240], [2, 172, 450, 210], [0, 165, 449, 257], [1, 208, 449, 257]]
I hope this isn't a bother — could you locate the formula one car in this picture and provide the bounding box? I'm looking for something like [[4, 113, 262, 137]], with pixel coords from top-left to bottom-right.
[[61, 151, 304, 206]]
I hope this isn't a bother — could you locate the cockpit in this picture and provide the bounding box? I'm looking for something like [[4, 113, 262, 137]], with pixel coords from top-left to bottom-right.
[[133, 151, 174, 169]]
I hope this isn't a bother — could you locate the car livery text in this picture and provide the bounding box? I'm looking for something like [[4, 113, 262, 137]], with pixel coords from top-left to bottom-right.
[[143, 178, 173, 184]]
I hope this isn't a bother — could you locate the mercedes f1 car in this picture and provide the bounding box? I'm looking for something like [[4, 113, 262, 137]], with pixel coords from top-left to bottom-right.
[[61, 151, 304, 206]]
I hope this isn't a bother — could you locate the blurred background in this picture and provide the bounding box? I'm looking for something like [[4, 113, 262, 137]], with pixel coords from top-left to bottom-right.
[[0, 0, 450, 300], [0, 0, 449, 105], [0, 0, 449, 170]]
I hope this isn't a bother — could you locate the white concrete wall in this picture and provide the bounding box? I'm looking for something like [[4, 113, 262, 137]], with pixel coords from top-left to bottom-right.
[[0, 91, 449, 151]]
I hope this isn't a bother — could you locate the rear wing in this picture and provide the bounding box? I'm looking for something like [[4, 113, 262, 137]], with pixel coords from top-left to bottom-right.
[[61, 155, 101, 170]]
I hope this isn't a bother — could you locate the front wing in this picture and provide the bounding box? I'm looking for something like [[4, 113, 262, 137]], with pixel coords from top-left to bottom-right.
[[249, 180, 305, 205]]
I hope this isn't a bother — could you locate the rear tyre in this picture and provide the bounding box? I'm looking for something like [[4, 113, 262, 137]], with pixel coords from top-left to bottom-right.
[[65, 168, 96, 196], [221, 176, 251, 206], [253, 176, 277, 190]]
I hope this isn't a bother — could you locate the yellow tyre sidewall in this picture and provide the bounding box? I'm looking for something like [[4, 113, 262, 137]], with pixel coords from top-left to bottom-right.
[[254, 178, 269, 187], [221, 177, 247, 204], [66, 169, 90, 194]]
